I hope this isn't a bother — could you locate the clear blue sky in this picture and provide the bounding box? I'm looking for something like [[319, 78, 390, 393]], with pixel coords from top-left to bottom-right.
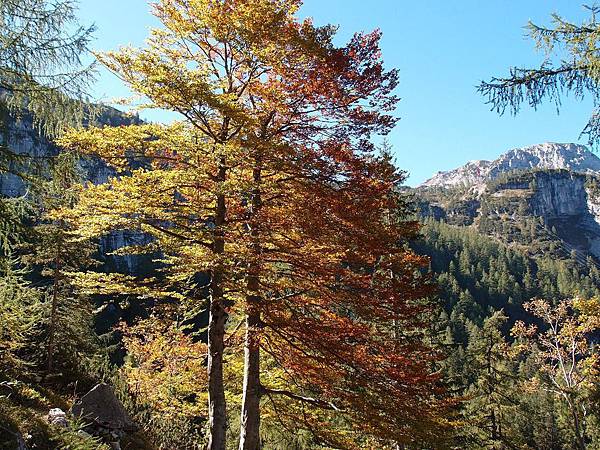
[[76, 0, 594, 185]]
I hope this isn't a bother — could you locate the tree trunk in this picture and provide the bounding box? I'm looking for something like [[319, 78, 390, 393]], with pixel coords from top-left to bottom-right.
[[238, 301, 261, 450], [46, 252, 60, 373], [207, 162, 228, 450], [568, 397, 586, 450], [239, 161, 263, 450], [207, 281, 227, 450]]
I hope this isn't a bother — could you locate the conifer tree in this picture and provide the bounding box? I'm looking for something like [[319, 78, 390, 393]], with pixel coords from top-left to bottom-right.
[[461, 312, 517, 448], [24, 151, 97, 374], [0, 0, 95, 382], [0, 0, 95, 139], [0, 260, 42, 379], [479, 5, 600, 144], [0, 0, 95, 241]]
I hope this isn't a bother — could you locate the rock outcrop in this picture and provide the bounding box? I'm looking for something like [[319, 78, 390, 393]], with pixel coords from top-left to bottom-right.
[[0, 106, 152, 275]]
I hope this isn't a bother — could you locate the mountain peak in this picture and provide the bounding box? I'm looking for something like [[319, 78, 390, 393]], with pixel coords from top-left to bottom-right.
[[419, 142, 600, 188]]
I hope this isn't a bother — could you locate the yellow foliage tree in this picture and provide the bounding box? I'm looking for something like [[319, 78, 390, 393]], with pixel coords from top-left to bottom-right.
[[121, 317, 208, 446], [59, 1, 451, 448], [512, 297, 600, 450]]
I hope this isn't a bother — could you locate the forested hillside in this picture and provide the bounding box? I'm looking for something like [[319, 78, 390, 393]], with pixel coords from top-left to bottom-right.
[[416, 219, 600, 326], [408, 146, 600, 448], [410, 219, 600, 449]]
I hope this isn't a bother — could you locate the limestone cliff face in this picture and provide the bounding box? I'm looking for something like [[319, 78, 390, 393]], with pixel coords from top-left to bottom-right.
[[499, 171, 590, 219], [585, 183, 600, 259], [586, 183, 600, 222], [493, 171, 600, 260], [0, 106, 135, 195], [417, 167, 600, 262], [529, 173, 597, 230], [0, 107, 149, 274], [416, 141, 600, 264], [0, 115, 60, 196]]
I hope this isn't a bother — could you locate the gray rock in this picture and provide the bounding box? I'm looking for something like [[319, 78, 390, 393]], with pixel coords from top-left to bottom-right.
[[47, 408, 68, 428], [71, 383, 136, 432]]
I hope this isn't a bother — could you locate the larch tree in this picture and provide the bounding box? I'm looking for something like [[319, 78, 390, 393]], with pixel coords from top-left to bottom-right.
[[59, 0, 452, 448], [0, 0, 95, 384], [0, 258, 42, 380], [23, 151, 97, 374], [478, 5, 600, 145], [0, 0, 95, 254], [0, 0, 95, 138]]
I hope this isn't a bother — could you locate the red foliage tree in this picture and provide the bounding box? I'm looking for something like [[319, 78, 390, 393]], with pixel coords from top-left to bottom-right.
[[60, 1, 452, 447]]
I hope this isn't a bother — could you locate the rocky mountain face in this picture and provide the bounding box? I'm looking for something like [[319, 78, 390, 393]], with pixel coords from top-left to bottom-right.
[[420, 142, 600, 189], [415, 143, 600, 265], [0, 107, 137, 196], [0, 107, 151, 274]]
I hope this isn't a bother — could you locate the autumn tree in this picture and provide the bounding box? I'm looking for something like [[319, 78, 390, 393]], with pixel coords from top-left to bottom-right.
[[479, 5, 600, 145], [59, 0, 451, 448], [512, 298, 600, 450], [120, 317, 208, 448]]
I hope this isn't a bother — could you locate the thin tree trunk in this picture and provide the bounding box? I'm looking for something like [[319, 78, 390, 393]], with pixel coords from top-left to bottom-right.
[[239, 299, 261, 450], [46, 252, 60, 373], [568, 397, 586, 450], [207, 161, 228, 450], [239, 161, 263, 450]]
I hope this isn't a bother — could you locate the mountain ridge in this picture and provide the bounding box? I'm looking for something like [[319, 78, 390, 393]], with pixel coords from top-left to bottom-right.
[[420, 142, 600, 188]]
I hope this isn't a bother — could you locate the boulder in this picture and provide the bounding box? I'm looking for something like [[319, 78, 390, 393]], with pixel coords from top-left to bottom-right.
[[71, 383, 136, 432]]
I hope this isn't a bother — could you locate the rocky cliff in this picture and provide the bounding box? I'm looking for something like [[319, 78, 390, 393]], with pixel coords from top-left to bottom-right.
[[415, 144, 600, 265], [0, 106, 148, 274]]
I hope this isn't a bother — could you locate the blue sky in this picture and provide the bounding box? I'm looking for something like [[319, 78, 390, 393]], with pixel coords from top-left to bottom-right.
[[77, 0, 594, 185]]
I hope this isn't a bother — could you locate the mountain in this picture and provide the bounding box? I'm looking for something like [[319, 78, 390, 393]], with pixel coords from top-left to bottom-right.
[[420, 142, 600, 188], [414, 143, 600, 265]]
